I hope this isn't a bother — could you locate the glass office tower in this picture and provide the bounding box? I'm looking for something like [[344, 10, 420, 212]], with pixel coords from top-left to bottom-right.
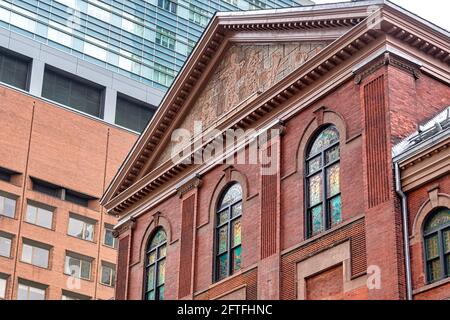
[[0, 0, 311, 92]]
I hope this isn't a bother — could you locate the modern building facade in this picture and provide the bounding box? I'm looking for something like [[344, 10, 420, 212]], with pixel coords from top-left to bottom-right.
[[0, 0, 312, 93], [102, 1, 450, 300], [0, 17, 150, 298]]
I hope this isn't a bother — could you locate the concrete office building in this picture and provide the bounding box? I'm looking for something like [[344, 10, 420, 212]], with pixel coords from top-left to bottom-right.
[[0, 13, 163, 298], [0, 0, 312, 92]]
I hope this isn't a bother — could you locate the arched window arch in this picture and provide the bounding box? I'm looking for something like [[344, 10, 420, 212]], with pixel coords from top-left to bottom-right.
[[305, 125, 342, 238], [423, 207, 450, 283], [144, 228, 167, 300], [215, 183, 242, 281]]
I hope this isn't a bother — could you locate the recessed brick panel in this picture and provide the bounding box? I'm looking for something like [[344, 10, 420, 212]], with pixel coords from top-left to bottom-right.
[[116, 235, 130, 300], [363, 75, 390, 208], [306, 264, 344, 300], [281, 219, 366, 300], [178, 195, 195, 298]]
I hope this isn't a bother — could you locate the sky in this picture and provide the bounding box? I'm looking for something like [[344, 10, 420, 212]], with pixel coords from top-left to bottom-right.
[[312, 0, 450, 31]]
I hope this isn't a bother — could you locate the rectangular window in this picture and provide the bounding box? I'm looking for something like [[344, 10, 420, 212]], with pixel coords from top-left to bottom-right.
[[25, 203, 54, 229], [103, 224, 117, 249], [21, 242, 50, 269], [17, 282, 46, 300], [0, 277, 6, 299], [64, 254, 92, 280], [68, 215, 95, 242], [0, 235, 12, 258], [155, 26, 176, 50], [189, 5, 209, 27], [100, 262, 116, 287], [0, 48, 30, 90], [61, 291, 91, 300], [0, 167, 19, 182], [42, 68, 103, 117], [0, 194, 16, 218], [154, 63, 175, 87], [157, 0, 177, 13], [31, 177, 94, 207], [115, 94, 156, 133]]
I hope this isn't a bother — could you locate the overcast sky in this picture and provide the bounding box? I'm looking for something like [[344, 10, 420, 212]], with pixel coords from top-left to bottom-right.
[[312, 0, 449, 31]]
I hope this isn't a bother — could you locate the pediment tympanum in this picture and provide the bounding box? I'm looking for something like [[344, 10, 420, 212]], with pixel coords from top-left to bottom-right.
[[154, 41, 328, 167]]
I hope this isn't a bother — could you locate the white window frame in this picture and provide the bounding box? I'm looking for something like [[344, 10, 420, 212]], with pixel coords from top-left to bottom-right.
[[64, 255, 92, 280], [21, 243, 50, 269], [68, 216, 95, 242]]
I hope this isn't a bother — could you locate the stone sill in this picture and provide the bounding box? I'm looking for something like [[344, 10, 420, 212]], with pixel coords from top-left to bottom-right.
[[413, 277, 450, 296]]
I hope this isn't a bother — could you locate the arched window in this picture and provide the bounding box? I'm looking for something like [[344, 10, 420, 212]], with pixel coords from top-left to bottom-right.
[[423, 208, 450, 283], [305, 125, 341, 238], [215, 183, 242, 281], [144, 228, 167, 300]]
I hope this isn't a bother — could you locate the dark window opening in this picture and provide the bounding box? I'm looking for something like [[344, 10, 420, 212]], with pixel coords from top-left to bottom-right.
[[215, 183, 243, 282], [0, 167, 20, 183], [42, 67, 103, 117], [305, 125, 342, 238], [423, 207, 450, 283], [31, 177, 96, 207], [115, 94, 156, 133], [0, 47, 30, 91], [144, 228, 166, 300]]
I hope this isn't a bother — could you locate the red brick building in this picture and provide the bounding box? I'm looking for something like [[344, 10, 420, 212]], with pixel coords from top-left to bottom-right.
[[101, 1, 450, 300]]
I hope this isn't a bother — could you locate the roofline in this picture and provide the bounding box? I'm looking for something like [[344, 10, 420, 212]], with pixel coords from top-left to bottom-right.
[[101, 0, 450, 208], [393, 127, 450, 164]]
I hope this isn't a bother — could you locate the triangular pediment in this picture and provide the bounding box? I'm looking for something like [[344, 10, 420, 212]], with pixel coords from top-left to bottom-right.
[[153, 41, 329, 168], [101, 1, 450, 214]]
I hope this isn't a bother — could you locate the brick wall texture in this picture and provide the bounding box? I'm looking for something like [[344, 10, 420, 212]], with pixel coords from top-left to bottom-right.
[[115, 45, 450, 300]]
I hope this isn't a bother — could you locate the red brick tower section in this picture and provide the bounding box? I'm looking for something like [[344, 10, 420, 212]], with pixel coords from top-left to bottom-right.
[[258, 126, 283, 299]]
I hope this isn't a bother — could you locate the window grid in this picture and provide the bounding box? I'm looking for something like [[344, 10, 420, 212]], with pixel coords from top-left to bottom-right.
[[215, 183, 243, 282], [65, 255, 92, 280], [424, 208, 450, 283], [144, 229, 166, 300], [0, 0, 301, 90], [17, 283, 46, 300], [25, 204, 53, 229], [21, 243, 50, 269], [0, 236, 12, 258], [100, 264, 116, 287], [103, 227, 117, 249], [305, 126, 342, 238], [0, 195, 16, 218], [68, 216, 95, 242]]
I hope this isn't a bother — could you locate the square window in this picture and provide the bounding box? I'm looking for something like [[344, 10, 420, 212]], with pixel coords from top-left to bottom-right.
[[0, 236, 12, 258], [68, 216, 95, 242], [0, 195, 16, 218], [17, 283, 45, 300], [21, 243, 50, 269], [0, 278, 6, 299], [25, 204, 53, 229], [65, 255, 92, 280], [100, 264, 115, 287], [104, 227, 116, 248]]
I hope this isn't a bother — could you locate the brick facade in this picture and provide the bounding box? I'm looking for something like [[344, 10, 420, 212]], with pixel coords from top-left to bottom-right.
[[104, 3, 450, 300], [0, 86, 137, 300]]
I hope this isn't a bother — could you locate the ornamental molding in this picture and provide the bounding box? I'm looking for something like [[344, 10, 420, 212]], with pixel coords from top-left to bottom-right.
[[176, 174, 202, 198], [112, 217, 136, 238], [354, 52, 421, 84]]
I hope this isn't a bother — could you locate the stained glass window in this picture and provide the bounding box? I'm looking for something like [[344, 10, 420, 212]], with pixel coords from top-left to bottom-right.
[[423, 208, 450, 283], [216, 183, 243, 281], [306, 125, 341, 238], [144, 228, 167, 300]]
